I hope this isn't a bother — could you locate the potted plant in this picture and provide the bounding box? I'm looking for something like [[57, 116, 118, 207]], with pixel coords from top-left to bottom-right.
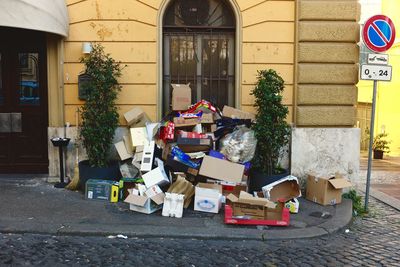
[[248, 69, 291, 192], [372, 133, 390, 159], [78, 43, 123, 190]]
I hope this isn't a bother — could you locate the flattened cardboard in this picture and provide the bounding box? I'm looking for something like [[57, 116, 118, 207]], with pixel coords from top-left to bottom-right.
[[172, 83, 191, 111], [306, 174, 352, 206], [261, 175, 301, 202], [199, 156, 244, 183], [222, 105, 255, 121]]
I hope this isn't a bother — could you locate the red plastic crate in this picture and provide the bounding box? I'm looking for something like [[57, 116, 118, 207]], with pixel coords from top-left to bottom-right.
[[224, 204, 290, 226]]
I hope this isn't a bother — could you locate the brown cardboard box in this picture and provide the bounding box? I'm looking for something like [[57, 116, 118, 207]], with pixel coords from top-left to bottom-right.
[[173, 117, 200, 128], [177, 136, 213, 153], [172, 84, 191, 111], [226, 191, 284, 221], [222, 105, 255, 121], [199, 155, 244, 183], [114, 141, 132, 161], [167, 175, 195, 208], [306, 174, 352, 205], [124, 107, 151, 127]]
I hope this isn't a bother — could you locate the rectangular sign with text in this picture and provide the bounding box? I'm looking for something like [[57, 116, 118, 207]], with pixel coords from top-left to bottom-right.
[[360, 64, 392, 81]]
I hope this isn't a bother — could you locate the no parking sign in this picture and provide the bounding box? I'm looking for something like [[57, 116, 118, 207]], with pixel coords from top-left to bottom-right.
[[362, 15, 396, 53], [361, 15, 396, 211]]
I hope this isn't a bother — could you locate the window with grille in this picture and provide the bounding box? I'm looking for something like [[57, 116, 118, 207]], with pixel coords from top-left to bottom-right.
[[162, 0, 235, 114]]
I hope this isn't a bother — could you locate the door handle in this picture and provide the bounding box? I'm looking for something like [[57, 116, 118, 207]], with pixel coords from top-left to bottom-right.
[[11, 113, 22, 133], [0, 113, 11, 133], [0, 113, 22, 133]]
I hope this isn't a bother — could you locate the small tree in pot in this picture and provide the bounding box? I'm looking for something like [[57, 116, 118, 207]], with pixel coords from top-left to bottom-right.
[[78, 43, 123, 189], [249, 69, 291, 191]]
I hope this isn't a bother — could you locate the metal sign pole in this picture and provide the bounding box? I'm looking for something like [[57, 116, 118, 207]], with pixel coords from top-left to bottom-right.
[[365, 80, 378, 211]]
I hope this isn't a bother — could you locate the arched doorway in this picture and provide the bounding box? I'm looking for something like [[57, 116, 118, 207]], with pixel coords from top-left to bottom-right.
[[162, 0, 236, 114]]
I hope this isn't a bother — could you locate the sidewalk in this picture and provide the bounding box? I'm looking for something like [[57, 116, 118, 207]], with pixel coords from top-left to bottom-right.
[[0, 176, 352, 240], [359, 154, 400, 210]]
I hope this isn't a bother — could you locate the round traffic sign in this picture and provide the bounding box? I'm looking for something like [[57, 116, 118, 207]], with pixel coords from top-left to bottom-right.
[[363, 15, 396, 53]]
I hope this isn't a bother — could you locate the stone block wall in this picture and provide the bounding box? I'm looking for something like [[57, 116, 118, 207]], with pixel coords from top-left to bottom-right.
[[296, 0, 360, 126]]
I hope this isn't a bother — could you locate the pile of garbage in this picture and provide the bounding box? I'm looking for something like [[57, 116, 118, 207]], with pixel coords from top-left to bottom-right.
[[85, 84, 351, 226]]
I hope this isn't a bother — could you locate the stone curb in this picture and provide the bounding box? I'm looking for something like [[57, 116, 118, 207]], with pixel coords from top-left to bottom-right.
[[0, 199, 353, 241]]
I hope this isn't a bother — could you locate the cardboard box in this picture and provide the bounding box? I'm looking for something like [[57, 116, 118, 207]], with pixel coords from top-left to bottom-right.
[[124, 188, 164, 214], [222, 105, 255, 121], [306, 174, 352, 205], [85, 179, 119, 202], [123, 135, 134, 155], [194, 183, 223, 213], [130, 127, 149, 147], [173, 117, 200, 128], [114, 141, 132, 161], [119, 161, 140, 178], [261, 175, 301, 202], [199, 155, 244, 183], [142, 164, 171, 188], [225, 191, 289, 226], [124, 107, 150, 127], [200, 113, 214, 124], [177, 136, 213, 153], [172, 83, 191, 111], [140, 141, 156, 172], [166, 157, 199, 176], [119, 177, 139, 201], [167, 175, 195, 208]]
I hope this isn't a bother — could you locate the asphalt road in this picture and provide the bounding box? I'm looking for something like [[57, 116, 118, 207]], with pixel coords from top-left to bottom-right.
[[1, 198, 399, 267]]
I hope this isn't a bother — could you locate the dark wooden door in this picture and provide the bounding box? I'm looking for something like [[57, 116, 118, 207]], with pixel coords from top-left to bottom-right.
[[0, 28, 48, 173]]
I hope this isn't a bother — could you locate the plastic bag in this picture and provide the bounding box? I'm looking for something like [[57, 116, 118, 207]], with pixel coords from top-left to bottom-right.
[[219, 125, 257, 163]]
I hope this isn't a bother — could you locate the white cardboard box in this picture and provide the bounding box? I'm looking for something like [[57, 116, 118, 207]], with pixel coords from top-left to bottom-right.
[[194, 183, 223, 214], [142, 165, 170, 188], [124, 189, 164, 214], [130, 127, 149, 147]]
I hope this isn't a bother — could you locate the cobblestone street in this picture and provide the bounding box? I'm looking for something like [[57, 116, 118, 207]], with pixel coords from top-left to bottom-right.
[[1, 197, 399, 267]]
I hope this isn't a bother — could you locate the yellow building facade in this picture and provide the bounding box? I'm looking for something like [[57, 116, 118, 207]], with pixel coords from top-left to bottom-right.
[[0, 0, 361, 181]]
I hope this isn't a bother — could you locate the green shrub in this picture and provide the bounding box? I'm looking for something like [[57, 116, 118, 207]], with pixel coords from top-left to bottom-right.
[[79, 43, 123, 167], [251, 69, 291, 175]]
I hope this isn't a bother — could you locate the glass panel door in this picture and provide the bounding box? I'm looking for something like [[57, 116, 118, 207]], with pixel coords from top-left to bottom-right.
[[0, 53, 3, 105], [18, 53, 40, 105]]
